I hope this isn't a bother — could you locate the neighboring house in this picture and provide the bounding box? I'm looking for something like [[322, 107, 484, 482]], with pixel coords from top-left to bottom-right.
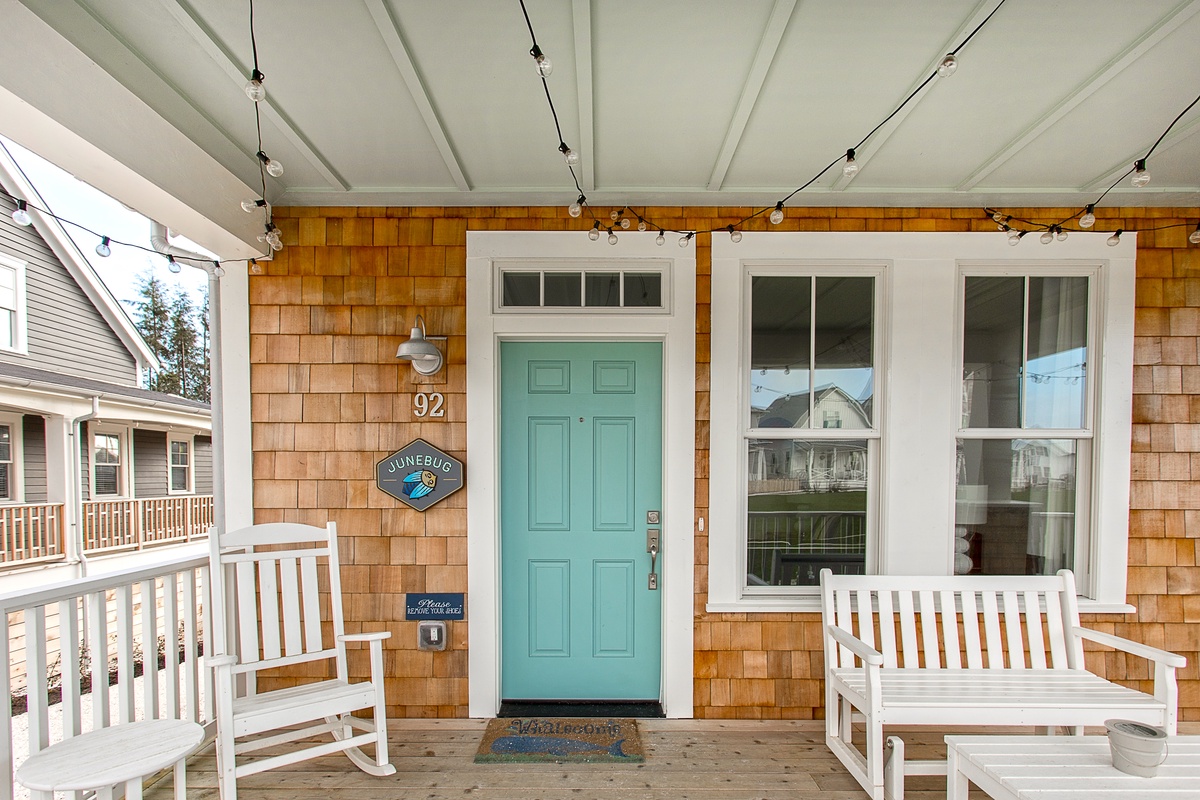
[[0, 147, 212, 577]]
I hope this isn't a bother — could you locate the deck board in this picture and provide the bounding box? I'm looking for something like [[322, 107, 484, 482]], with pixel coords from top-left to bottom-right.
[[146, 719, 1010, 800]]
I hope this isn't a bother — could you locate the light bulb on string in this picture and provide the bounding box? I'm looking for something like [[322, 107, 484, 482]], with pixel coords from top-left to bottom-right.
[[769, 202, 784, 225], [95, 237, 111, 258], [637, 218, 647, 232], [1040, 230, 1054, 245], [1079, 205, 1096, 228], [842, 149, 859, 178], [656, 230, 665, 246], [1190, 223, 1200, 245], [241, 198, 269, 213], [249, 259, 263, 275], [620, 217, 630, 229], [1007, 230, 1024, 246], [244, 69, 266, 102], [1056, 227, 1068, 242], [992, 210, 1005, 224], [257, 151, 283, 177], [1131, 159, 1150, 187], [167, 256, 182, 274], [11, 200, 32, 226], [530, 45, 552, 77], [1107, 229, 1123, 246], [568, 195, 584, 218], [610, 210, 620, 221], [937, 53, 958, 77], [727, 225, 742, 243], [608, 229, 618, 245], [588, 222, 601, 241], [678, 232, 693, 248], [559, 142, 579, 167]]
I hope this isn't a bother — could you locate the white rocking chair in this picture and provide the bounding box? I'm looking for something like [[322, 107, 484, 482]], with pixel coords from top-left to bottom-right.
[[208, 522, 394, 799]]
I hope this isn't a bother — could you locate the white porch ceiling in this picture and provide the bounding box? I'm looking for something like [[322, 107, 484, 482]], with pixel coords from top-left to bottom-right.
[[3, 0, 1200, 221]]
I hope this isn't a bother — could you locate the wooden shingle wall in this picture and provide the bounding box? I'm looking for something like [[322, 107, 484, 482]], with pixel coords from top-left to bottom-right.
[[257, 205, 1199, 719]]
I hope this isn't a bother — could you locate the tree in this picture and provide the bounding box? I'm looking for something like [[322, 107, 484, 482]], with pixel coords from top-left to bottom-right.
[[132, 272, 209, 402]]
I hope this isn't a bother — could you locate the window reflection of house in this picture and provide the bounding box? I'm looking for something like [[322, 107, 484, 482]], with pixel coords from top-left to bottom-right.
[[750, 385, 870, 492]]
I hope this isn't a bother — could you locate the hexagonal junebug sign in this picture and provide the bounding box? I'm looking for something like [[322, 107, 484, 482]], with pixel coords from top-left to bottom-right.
[[376, 439, 464, 511]]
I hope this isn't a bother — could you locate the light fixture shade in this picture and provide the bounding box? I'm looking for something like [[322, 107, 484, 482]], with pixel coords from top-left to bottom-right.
[[396, 315, 444, 375]]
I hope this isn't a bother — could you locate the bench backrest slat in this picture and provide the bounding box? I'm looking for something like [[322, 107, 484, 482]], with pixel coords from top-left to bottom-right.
[[821, 570, 1079, 671], [1003, 590, 1024, 669], [939, 590, 960, 669]]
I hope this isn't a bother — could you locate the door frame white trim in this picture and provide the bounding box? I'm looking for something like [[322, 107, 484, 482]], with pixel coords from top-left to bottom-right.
[[466, 231, 696, 718]]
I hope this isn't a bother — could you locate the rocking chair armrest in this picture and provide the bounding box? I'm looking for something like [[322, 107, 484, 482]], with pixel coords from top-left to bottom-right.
[[338, 631, 392, 644]]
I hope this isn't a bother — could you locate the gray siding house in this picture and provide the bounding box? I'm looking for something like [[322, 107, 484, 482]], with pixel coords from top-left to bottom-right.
[[0, 142, 213, 572]]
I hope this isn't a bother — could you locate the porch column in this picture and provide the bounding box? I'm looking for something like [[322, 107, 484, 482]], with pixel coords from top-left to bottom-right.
[[44, 414, 80, 567]]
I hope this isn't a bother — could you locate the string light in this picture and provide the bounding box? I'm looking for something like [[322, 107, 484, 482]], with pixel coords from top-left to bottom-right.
[[588, 221, 601, 241], [769, 202, 785, 225], [241, 198, 269, 213], [937, 53, 958, 77], [656, 230, 665, 246], [256, 151, 283, 178], [679, 232, 694, 248], [842, 149, 859, 178], [1040, 229, 1054, 245], [568, 195, 584, 218], [1131, 159, 1150, 187], [608, 229, 618, 245], [95, 236, 111, 258], [1007, 229, 1025, 245], [11, 200, 32, 226], [167, 255, 182, 274], [558, 142, 579, 167], [1191, 224, 1200, 245], [244, 69, 265, 102], [727, 225, 742, 243], [530, 44, 552, 77], [1079, 205, 1096, 228], [1107, 229, 1123, 246]]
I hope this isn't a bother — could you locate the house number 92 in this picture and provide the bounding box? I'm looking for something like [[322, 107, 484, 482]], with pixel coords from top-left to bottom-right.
[[413, 392, 445, 418]]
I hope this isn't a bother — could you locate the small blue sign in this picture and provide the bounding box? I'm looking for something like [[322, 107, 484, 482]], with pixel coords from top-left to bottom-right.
[[406, 592, 465, 620]]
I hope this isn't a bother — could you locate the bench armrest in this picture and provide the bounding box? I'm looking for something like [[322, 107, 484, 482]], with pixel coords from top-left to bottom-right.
[[1073, 627, 1187, 668], [338, 631, 392, 644], [826, 624, 884, 666], [208, 654, 238, 668]]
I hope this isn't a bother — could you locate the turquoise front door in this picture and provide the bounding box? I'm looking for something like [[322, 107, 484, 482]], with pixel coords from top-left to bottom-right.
[[500, 341, 663, 700]]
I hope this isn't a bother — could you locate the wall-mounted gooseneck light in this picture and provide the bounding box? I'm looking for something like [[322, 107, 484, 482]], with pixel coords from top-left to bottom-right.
[[396, 315, 444, 376]]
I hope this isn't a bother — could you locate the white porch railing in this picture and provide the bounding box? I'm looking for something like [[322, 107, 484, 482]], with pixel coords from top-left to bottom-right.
[[0, 552, 211, 800], [82, 496, 215, 553]]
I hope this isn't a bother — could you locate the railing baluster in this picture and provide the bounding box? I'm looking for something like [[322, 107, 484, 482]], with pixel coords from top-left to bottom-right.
[[163, 572, 180, 720], [0, 611, 12, 800], [87, 590, 109, 730], [26, 607, 49, 753], [115, 584, 135, 724], [59, 599, 82, 738], [182, 569, 200, 723], [140, 579, 159, 720]]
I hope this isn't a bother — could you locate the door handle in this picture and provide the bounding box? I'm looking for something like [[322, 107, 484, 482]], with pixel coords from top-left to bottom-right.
[[648, 542, 659, 590]]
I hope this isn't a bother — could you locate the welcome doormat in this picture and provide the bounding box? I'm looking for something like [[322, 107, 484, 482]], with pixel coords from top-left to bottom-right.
[[474, 717, 644, 763]]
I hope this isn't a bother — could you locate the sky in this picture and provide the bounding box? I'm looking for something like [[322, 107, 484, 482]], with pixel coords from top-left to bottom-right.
[[2, 136, 212, 316]]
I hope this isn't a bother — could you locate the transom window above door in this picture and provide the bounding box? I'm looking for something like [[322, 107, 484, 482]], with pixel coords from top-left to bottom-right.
[[497, 267, 666, 311]]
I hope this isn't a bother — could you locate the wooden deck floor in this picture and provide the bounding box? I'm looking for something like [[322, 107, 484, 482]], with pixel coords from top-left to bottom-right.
[[148, 719, 979, 800]]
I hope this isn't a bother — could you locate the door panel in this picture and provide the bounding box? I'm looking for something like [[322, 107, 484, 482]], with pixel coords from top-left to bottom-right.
[[501, 341, 663, 700]]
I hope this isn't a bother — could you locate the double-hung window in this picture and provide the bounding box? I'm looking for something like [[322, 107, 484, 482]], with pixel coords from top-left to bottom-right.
[[0, 255, 28, 353], [744, 272, 878, 590], [93, 431, 123, 496], [710, 233, 1134, 611], [169, 437, 192, 493], [0, 422, 13, 501]]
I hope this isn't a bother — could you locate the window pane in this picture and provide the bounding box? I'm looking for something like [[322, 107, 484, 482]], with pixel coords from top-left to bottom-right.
[[954, 438, 1079, 576], [543, 272, 581, 306], [95, 464, 119, 495], [623, 273, 661, 307], [1026, 277, 1088, 429], [0, 309, 13, 350], [502, 272, 540, 306], [813, 277, 874, 426], [171, 466, 189, 491], [171, 440, 190, 466], [750, 276, 811, 428], [0, 424, 10, 462], [963, 277, 1023, 428], [94, 433, 120, 465], [746, 438, 867, 586], [585, 272, 620, 307], [0, 464, 8, 500]]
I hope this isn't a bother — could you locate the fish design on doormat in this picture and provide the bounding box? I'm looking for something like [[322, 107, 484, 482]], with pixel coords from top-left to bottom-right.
[[490, 736, 630, 758]]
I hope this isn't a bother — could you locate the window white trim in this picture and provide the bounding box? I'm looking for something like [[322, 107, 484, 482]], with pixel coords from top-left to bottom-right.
[[168, 433, 194, 495], [710, 232, 1135, 612], [466, 232, 696, 718], [0, 253, 29, 354], [0, 412, 25, 503], [90, 424, 130, 499]]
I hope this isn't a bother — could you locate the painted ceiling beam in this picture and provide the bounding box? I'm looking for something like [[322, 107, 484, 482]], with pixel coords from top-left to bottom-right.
[[364, 0, 470, 193], [706, 0, 797, 192], [0, 0, 264, 257], [156, 0, 349, 192], [958, 0, 1200, 192], [831, 0, 1000, 192], [572, 0, 596, 194]]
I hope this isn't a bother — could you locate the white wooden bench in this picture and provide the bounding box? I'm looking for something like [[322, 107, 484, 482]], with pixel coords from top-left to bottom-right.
[[820, 569, 1186, 800]]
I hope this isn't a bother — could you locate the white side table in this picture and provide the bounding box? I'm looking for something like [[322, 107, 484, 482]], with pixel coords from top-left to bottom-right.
[[946, 734, 1200, 800], [16, 719, 205, 800]]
